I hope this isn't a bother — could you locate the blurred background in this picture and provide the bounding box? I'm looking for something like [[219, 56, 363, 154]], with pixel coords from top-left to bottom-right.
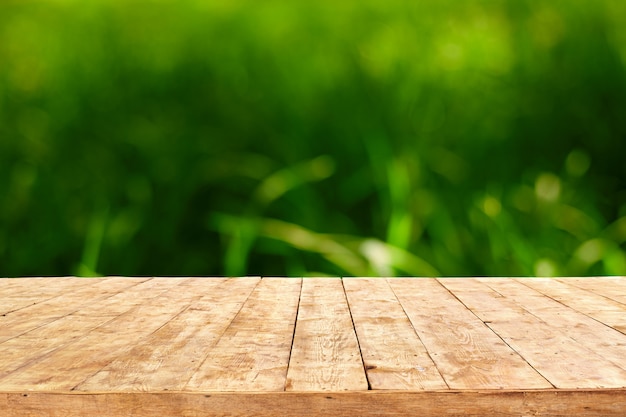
[[1, 0, 626, 278]]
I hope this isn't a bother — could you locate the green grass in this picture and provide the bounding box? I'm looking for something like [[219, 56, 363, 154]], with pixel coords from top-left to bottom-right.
[[1, 0, 625, 277]]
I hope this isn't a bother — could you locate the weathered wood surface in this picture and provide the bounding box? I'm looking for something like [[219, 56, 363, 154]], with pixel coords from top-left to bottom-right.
[[3, 390, 626, 417], [285, 278, 367, 391], [1, 276, 626, 416]]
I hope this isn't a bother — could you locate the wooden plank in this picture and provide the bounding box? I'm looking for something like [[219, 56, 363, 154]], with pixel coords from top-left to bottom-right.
[[3, 390, 626, 417], [68, 278, 182, 318], [520, 278, 626, 311], [76, 278, 259, 391], [0, 278, 204, 391], [0, 277, 72, 294], [0, 278, 100, 315], [187, 278, 301, 392], [0, 277, 79, 294], [0, 278, 150, 343], [2, 275, 626, 417], [432, 279, 528, 323], [342, 278, 447, 390], [481, 278, 626, 375], [442, 278, 626, 389], [389, 278, 551, 389], [285, 278, 367, 391], [437, 278, 536, 325], [0, 278, 196, 382], [517, 278, 626, 334], [0, 278, 27, 289], [556, 277, 626, 305]]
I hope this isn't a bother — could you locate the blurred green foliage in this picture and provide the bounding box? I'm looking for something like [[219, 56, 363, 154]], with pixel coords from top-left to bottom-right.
[[1, 0, 626, 277]]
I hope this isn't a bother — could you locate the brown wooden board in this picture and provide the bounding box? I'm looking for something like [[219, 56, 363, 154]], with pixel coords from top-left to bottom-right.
[[2, 390, 626, 417], [77, 278, 259, 391], [441, 278, 626, 389], [1, 276, 626, 416], [390, 278, 551, 389], [0, 278, 151, 343], [186, 277, 301, 391], [285, 278, 367, 391], [343, 278, 447, 390]]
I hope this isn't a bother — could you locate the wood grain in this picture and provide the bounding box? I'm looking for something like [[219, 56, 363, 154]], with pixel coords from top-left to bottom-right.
[[518, 277, 626, 327], [390, 278, 551, 389], [481, 279, 626, 377], [0, 278, 185, 383], [0, 278, 150, 343], [76, 278, 261, 391], [0, 278, 199, 390], [512, 278, 626, 336], [343, 278, 447, 390], [0, 278, 95, 315], [3, 390, 626, 417], [187, 278, 301, 391], [519, 278, 626, 313], [2, 276, 626, 416], [286, 278, 367, 391], [556, 277, 626, 305], [444, 278, 626, 388]]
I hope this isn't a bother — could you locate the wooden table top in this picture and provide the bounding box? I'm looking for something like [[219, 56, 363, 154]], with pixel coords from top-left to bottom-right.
[[1, 277, 626, 416]]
